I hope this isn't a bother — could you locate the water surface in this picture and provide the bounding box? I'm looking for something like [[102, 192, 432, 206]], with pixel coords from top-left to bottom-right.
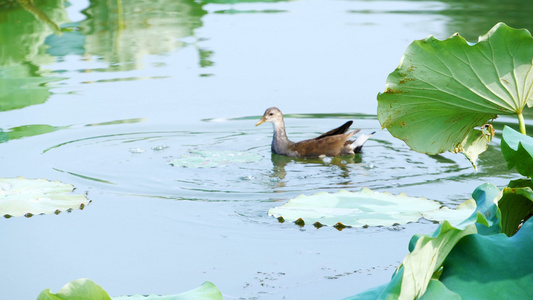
[[0, 0, 529, 299]]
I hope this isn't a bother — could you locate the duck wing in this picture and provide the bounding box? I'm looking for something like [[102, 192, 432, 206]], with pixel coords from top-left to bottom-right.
[[290, 130, 358, 157], [314, 121, 354, 140]]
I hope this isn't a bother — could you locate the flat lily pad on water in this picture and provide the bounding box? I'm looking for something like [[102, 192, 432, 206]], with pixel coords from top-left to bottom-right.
[[268, 189, 475, 228], [0, 177, 89, 218], [170, 150, 263, 168], [37, 278, 222, 300]]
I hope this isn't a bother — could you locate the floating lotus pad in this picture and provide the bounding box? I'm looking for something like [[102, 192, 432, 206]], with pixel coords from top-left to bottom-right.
[[268, 188, 475, 228], [37, 278, 223, 300], [170, 150, 263, 168], [0, 177, 89, 218]]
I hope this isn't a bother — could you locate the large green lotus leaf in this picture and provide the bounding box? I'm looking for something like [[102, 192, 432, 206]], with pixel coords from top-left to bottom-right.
[[267, 188, 475, 227], [0, 177, 89, 218], [397, 183, 502, 299], [419, 280, 461, 300], [438, 219, 533, 299], [496, 179, 533, 237], [38, 279, 223, 300], [170, 150, 263, 168], [349, 183, 501, 300], [377, 22, 533, 165], [501, 125, 533, 177], [398, 220, 479, 299]]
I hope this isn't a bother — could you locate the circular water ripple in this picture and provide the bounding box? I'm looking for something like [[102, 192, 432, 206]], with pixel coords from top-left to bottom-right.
[[42, 118, 515, 205]]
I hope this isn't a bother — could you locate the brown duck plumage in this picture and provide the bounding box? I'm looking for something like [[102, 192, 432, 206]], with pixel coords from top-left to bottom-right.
[[256, 107, 373, 158]]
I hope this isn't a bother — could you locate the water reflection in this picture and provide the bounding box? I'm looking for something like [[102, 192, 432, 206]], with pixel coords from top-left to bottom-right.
[[439, 0, 533, 40], [348, 0, 533, 41], [0, 0, 66, 111], [270, 153, 362, 187], [0, 0, 66, 66], [0, 63, 62, 111], [77, 0, 208, 71], [0, 118, 144, 144]]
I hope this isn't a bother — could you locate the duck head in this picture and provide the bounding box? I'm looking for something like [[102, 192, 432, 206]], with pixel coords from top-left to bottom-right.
[[256, 107, 284, 126]]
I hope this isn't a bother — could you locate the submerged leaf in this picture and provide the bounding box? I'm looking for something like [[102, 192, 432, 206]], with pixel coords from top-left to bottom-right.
[[377, 22, 533, 166], [0, 177, 89, 218], [501, 125, 533, 177], [268, 189, 475, 227], [170, 150, 262, 168]]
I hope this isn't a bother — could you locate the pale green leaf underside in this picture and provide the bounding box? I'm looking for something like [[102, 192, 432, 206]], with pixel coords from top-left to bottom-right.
[[0, 177, 89, 217], [37, 279, 222, 300], [112, 281, 223, 300], [377, 22, 533, 164], [268, 189, 475, 227]]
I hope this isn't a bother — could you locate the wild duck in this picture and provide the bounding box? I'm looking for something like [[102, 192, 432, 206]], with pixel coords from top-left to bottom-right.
[[256, 107, 374, 158]]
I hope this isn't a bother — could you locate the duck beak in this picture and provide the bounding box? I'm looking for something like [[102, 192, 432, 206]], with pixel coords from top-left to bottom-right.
[[256, 117, 266, 126]]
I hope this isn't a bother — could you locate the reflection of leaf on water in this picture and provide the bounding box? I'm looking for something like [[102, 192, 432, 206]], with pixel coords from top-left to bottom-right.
[[0, 118, 145, 144], [0, 0, 68, 111], [0, 0, 68, 66], [16, 0, 61, 33], [437, 0, 533, 41], [199, 49, 214, 68], [80, 0, 207, 71], [0, 63, 63, 111], [0, 124, 68, 144]]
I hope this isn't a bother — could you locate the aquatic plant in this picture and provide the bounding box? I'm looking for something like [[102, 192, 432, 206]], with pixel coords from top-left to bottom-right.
[[268, 188, 475, 228], [0, 177, 89, 218], [377, 22, 533, 167], [37, 279, 222, 300], [346, 22, 533, 299]]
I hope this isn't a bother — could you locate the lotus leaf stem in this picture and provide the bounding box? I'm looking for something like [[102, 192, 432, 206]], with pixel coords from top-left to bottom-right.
[[518, 112, 527, 135]]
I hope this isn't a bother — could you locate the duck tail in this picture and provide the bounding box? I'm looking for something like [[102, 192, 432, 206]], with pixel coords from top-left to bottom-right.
[[351, 131, 376, 153]]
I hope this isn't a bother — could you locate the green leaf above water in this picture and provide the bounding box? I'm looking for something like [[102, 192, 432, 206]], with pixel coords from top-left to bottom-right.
[[436, 218, 533, 299], [501, 125, 533, 177], [268, 189, 475, 228], [170, 150, 263, 168], [112, 281, 223, 300], [377, 22, 533, 166], [0, 177, 89, 218], [496, 179, 533, 237], [37, 279, 223, 300], [344, 183, 502, 300], [37, 278, 111, 300]]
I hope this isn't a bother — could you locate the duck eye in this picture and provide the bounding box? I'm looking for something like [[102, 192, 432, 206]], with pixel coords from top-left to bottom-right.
[[269, 113, 274, 116]]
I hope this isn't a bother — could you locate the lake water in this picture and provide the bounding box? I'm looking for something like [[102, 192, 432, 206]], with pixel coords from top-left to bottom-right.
[[1, 0, 531, 299]]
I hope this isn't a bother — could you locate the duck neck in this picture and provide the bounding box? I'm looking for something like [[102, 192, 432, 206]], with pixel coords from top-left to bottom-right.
[[271, 119, 292, 154]]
